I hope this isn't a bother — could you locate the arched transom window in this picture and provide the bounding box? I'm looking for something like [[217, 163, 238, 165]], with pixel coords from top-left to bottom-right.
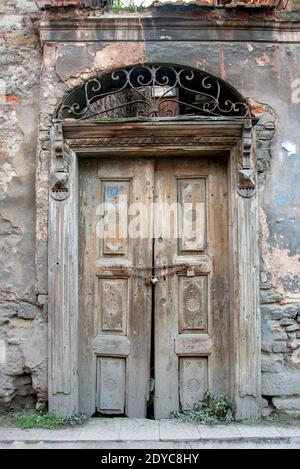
[[57, 63, 250, 121]]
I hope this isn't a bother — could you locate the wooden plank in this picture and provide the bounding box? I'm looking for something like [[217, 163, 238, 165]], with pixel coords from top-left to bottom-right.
[[63, 120, 243, 140], [92, 336, 130, 356], [78, 158, 99, 416], [154, 156, 230, 418], [126, 158, 154, 417], [206, 157, 230, 395], [175, 334, 213, 356], [79, 157, 153, 417], [154, 158, 179, 419]]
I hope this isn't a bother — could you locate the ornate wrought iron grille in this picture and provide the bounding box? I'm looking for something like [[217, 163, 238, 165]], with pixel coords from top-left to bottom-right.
[[57, 64, 250, 121]]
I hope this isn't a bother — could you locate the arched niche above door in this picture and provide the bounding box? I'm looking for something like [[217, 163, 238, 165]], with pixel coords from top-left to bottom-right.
[[57, 64, 251, 122]]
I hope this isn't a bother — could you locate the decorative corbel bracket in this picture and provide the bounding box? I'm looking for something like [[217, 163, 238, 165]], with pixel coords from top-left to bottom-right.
[[242, 116, 252, 170], [51, 123, 70, 201], [54, 123, 65, 171], [238, 117, 256, 198], [50, 172, 69, 201]]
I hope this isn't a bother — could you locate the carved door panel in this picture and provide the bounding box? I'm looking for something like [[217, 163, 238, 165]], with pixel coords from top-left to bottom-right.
[[79, 156, 230, 419], [79, 158, 154, 417], [154, 157, 230, 419]]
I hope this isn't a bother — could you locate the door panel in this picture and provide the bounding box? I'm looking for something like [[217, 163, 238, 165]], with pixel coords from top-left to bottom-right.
[[154, 157, 229, 419], [79, 158, 154, 417], [179, 357, 208, 411], [79, 155, 230, 419]]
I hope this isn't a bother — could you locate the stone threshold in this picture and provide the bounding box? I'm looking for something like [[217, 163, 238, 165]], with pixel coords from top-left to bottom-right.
[[0, 418, 300, 448]]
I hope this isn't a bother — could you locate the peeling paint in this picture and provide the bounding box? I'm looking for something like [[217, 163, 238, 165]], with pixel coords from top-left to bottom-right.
[[0, 162, 17, 200], [93, 42, 146, 76], [196, 58, 207, 69], [255, 52, 271, 66], [260, 208, 300, 295], [281, 141, 297, 156]]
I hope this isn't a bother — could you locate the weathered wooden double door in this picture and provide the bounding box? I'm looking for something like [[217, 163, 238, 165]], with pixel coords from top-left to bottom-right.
[[79, 156, 230, 419]]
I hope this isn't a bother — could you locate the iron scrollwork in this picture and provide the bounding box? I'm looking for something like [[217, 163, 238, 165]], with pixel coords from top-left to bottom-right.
[[55, 64, 256, 199], [57, 64, 250, 121]]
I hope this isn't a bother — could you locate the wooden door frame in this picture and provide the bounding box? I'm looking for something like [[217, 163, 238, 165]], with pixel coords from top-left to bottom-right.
[[48, 118, 261, 419]]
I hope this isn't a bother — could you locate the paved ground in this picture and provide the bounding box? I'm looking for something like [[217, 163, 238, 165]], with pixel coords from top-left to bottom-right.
[[0, 418, 300, 449]]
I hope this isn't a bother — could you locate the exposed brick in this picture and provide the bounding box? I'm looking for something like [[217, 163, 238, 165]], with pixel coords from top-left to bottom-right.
[[0, 95, 21, 104]]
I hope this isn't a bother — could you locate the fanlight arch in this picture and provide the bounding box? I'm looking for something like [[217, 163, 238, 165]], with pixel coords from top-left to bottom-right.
[[57, 63, 250, 121]]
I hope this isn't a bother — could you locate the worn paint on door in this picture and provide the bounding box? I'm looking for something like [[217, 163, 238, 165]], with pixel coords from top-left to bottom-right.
[[154, 158, 230, 419], [79, 156, 229, 418], [79, 158, 154, 417]]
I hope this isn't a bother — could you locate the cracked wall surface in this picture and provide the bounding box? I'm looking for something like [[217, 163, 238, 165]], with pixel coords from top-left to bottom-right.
[[0, 2, 300, 416], [0, 0, 47, 411]]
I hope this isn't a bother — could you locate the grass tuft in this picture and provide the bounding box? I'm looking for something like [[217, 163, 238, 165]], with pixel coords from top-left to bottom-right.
[[10, 412, 65, 430], [171, 390, 234, 425]]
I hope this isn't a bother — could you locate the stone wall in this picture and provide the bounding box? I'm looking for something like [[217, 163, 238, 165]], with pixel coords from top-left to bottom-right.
[[257, 111, 300, 417], [0, 3, 300, 416], [0, 0, 47, 411]]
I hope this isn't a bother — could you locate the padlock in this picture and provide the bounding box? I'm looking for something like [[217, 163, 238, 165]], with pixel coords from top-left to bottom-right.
[[187, 267, 195, 277], [151, 276, 159, 285]]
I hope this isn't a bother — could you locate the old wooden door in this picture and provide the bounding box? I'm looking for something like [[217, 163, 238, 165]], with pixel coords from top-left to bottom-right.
[[79, 156, 229, 418], [154, 157, 230, 419], [79, 158, 154, 417]]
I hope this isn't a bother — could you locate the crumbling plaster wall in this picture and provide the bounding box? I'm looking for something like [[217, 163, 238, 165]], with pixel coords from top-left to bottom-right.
[[0, 0, 47, 411], [1, 4, 300, 415], [38, 20, 300, 416]]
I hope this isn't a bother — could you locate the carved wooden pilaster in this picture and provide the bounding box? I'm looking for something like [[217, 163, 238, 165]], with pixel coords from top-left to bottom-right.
[[48, 125, 78, 416], [230, 132, 261, 419]]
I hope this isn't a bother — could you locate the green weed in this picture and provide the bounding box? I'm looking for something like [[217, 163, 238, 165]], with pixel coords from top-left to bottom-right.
[[171, 390, 234, 425]]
